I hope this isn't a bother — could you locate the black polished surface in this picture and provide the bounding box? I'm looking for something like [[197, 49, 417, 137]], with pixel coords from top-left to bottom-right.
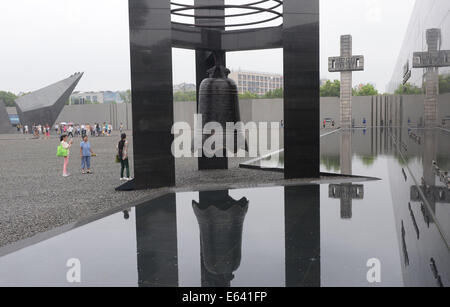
[[128, 0, 176, 189], [283, 0, 320, 179], [136, 193, 178, 287]]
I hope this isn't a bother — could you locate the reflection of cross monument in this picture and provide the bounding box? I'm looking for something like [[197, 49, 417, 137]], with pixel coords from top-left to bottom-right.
[[328, 131, 364, 219], [412, 28, 450, 127], [328, 35, 365, 128]]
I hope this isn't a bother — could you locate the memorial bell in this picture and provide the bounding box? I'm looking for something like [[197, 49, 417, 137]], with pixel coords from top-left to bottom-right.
[[198, 53, 247, 157], [192, 191, 249, 287]]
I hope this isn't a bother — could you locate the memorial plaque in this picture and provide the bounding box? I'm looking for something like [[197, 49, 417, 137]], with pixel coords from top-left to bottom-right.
[[328, 55, 365, 72], [413, 50, 450, 68]]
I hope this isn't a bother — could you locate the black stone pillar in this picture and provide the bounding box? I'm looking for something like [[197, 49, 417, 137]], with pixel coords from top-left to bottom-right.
[[283, 0, 320, 179], [284, 185, 320, 287], [136, 194, 178, 287], [128, 0, 176, 189]]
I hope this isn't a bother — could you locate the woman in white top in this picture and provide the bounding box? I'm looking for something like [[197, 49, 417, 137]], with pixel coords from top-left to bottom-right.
[[60, 134, 73, 177]]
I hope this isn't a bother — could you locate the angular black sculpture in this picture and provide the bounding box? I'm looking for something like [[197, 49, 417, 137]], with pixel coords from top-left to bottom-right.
[[0, 99, 14, 134], [128, 0, 320, 190], [193, 191, 249, 287], [15, 73, 83, 127]]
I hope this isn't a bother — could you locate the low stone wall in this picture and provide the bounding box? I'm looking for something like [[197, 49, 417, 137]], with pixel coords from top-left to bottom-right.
[[7, 93, 449, 130]]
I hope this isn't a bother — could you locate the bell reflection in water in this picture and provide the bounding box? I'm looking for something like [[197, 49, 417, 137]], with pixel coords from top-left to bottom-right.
[[197, 51, 247, 170], [192, 191, 249, 287]]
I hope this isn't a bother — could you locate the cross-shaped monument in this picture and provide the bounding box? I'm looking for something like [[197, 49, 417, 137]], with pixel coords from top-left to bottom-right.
[[329, 35, 365, 128], [412, 28, 450, 127]]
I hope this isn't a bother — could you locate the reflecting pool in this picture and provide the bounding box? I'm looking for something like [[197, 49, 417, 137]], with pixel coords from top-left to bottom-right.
[[0, 128, 448, 287]]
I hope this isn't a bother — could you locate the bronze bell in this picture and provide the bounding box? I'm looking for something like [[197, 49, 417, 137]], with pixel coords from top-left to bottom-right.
[[198, 63, 247, 158], [192, 191, 249, 287]]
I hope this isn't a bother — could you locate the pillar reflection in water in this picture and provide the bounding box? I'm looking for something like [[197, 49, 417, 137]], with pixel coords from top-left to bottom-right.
[[284, 185, 320, 287], [136, 194, 178, 287], [328, 131, 365, 219], [193, 191, 249, 287]]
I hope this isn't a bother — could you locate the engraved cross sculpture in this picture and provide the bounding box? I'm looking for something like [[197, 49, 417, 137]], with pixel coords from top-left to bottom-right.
[[328, 35, 365, 128], [412, 28, 450, 127]]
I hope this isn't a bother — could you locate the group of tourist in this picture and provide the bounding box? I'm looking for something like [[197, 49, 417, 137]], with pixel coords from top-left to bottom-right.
[[55, 122, 124, 138], [17, 122, 126, 140], [17, 124, 51, 139], [58, 133, 131, 181]]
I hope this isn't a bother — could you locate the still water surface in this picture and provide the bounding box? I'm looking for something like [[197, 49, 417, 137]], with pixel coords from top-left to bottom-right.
[[0, 128, 448, 287]]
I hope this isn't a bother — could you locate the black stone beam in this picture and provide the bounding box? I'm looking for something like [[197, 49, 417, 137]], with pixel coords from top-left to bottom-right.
[[172, 24, 283, 52]]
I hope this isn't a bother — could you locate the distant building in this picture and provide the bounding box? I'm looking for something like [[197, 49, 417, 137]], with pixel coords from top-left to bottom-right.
[[70, 91, 124, 105], [228, 70, 283, 95], [173, 83, 196, 92]]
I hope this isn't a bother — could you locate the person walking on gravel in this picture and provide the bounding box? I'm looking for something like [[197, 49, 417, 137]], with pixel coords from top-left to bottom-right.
[[80, 135, 94, 174], [118, 133, 131, 181], [59, 134, 73, 177]]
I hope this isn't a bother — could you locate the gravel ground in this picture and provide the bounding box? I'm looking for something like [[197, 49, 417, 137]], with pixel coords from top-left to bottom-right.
[[0, 132, 149, 247], [0, 128, 339, 248]]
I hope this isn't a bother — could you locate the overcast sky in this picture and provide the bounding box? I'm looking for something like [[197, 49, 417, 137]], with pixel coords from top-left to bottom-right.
[[0, 0, 415, 94]]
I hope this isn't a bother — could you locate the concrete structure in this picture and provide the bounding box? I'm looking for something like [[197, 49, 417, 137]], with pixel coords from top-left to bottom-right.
[[15, 73, 83, 127], [0, 99, 14, 134], [412, 28, 450, 127], [328, 35, 365, 128], [228, 70, 283, 95], [3, 93, 444, 133]]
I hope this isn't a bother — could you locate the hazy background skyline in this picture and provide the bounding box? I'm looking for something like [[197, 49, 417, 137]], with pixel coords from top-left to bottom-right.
[[0, 0, 416, 94]]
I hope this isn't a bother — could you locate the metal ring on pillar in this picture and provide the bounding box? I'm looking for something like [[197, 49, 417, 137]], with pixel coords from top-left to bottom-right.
[[170, 0, 283, 28]]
